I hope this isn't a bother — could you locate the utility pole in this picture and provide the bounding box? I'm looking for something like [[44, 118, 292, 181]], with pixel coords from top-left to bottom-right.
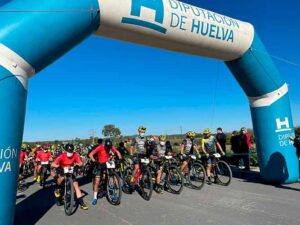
[[89, 129, 97, 144]]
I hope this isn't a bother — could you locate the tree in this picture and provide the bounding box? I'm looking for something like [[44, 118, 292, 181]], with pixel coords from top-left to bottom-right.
[[102, 124, 121, 138], [295, 127, 300, 136]]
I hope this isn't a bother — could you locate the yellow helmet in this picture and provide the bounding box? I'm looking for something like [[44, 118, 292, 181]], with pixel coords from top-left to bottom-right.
[[186, 131, 196, 138], [159, 135, 166, 141], [21, 143, 26, 149], [203, 128, 211, 135], [138, 126, 147, 133], [51, 145, 56, 150]]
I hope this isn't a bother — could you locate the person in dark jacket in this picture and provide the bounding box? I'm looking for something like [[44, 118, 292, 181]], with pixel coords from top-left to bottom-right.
[[230, 131, 241, 166], [216, 127, 227, 154]]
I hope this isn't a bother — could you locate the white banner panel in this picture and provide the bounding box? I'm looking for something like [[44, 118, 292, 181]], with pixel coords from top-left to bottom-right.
[[95, 0, 254, 61]]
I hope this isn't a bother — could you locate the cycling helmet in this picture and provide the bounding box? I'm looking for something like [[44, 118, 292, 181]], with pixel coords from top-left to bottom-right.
[[159, 135, 166, 141], [203, 129, 211, 135], [65, 144, 75, 153], [42, 144, 49, 150], [21, 143, 26, 149], [186, 131, 196, 138], [36, 142, 41, 148], [104, 139, 113, 151], [138, 126, 147, 133]]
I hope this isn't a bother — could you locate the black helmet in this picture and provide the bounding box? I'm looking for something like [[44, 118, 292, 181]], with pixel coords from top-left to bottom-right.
[[65, 144, 74, 153], [104, 139, 113, 150]]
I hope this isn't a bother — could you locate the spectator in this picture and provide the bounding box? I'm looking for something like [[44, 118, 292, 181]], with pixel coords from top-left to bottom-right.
[[216, 127, 227, 154], [230, 131, 241, 166], [290, 135, 300, 158], [239, 127, 252, 171]]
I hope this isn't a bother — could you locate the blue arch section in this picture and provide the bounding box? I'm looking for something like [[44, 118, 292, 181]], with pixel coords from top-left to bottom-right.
[[0, 0, 100, 72], [226, 31, 299, 183], [0, 67, 27, 225], [0, 1, 100, 224]]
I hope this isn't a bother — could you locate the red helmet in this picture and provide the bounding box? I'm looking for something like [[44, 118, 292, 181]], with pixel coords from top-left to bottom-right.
[[42, 144, 49, 150]]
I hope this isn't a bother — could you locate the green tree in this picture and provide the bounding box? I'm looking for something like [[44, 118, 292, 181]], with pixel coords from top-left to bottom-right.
[[102, 124, 121, 138], [295, 127, 300, 136]]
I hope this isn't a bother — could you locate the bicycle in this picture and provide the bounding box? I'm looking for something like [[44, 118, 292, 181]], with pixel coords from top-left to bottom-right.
[[179, 154, 206, 190], [202, 153, 232, 186], [39, 161, 50, 188], [95, 159, 122, 205], [122, 157, 153, 201], [62, 166, 76, 216], [150, 155, 184, 194]]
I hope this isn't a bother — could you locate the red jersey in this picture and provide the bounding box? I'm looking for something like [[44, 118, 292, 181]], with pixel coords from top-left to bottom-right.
[[19, 151, 27, 164], [90, 145, 118, 163], [54, 152, 81, 168], [36, 151, 52, 162]]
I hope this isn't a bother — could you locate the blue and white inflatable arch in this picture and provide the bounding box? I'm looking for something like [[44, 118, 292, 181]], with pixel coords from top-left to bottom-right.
[[0, 0, 298, 224]]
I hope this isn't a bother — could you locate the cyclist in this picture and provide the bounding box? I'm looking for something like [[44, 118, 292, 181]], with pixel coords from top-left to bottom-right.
[[201, 128, 225, 185], [117, 142, 129, 158], [51, 144, 88, 209], [31, 142, 42, 182], [130, 126, 148, 185], [89, 139, 122, 205], [180, 131, 200, 173], [36, 144, 53, 187], [19, 144, 29, 188], [151, 135, 171, 193]]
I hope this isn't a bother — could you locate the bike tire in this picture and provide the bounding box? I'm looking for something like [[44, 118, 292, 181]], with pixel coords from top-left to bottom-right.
[[122, 167, 133, 194], [139, 167, 153, 201], [214, 160, 232, 186], [189, 162, 206, 190], [165, 165, 184, 194], [106, 171, 122, 205], [64, 177, 74, 216]]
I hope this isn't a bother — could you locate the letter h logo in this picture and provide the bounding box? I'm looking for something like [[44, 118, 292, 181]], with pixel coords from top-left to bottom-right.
[[275, 117, 291, 133], [122, 0, 167, 34]]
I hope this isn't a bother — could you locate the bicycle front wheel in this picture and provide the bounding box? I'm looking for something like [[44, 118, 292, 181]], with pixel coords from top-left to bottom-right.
[[139, 167, 153, 201], [214, 160, 232, 186], [165, 165, 183, 194], [106, 171, 122, 205], [64, 177, 74, 216], [189, 162, 206, 190]]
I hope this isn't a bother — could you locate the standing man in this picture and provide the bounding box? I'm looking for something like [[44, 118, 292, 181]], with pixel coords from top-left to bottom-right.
[[240, 127, 252, 171], [216, 127, 227, 156]]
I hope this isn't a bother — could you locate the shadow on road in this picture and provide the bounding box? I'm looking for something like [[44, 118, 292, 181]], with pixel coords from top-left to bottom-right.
[[14, 176, 92, 225]]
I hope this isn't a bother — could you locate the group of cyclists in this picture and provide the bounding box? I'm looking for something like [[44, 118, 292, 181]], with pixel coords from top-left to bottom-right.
[[19, 126, 230, 214]]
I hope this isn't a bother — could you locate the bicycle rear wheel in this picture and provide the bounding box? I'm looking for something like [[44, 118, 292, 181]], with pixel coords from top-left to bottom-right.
[[189, 162, 206, 190], [106, 171, 122, 205], [165, 165, 183, 194], [139, 167, 153, 201], [214, 160, 232, 186], [64, 177, 74, 216]]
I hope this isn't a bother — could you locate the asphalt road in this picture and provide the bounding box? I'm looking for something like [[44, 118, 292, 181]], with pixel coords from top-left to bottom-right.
[[14, 169, 300, 225]]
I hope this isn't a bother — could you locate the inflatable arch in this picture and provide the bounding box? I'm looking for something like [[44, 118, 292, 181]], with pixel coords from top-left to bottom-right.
[[0, 0, 298, 224]]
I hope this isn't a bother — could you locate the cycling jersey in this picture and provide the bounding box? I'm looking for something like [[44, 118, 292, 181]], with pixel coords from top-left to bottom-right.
[[131, 136, 146, 154], [90, 145, 118, 163], [36, 151, 52, 162], [54, 152, 81, 168], [202, 136, 217, 154], [19, 151, 27, 164], [182, 138, 194, 155], [156, 143, 167, 157]]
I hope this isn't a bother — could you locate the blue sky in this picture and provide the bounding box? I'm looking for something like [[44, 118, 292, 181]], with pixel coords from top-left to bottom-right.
[[2, 0, 299, 141]]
